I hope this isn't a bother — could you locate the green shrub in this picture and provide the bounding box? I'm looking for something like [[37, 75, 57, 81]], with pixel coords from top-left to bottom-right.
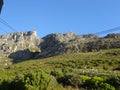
[[83, 76, 116, 89], [100, 83, 115, 90], [0, 70, 57, 90], [107, 76, 120, 88], [9, 77, 26, 90], [24, 70, 57, 90], [57, 74, 74, 87], [51, 69, 64, 78], [57, 74, 90, 88], [84, 76, 103, 88]]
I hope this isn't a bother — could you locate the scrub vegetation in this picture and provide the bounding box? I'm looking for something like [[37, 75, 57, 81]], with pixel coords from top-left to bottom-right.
[[0, 49, 120, 90]]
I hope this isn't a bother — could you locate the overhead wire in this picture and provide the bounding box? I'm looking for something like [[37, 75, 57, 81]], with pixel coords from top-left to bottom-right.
[[95, 26, 120, 35], [0, 17, 17, 32], [0, 17, 120, 36]]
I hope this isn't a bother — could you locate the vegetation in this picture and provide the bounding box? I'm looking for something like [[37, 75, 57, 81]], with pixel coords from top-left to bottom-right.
[[0, 48, 120, 90]]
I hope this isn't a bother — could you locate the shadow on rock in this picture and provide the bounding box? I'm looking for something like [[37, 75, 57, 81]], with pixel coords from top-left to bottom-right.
[[8, 49, 38, 63]]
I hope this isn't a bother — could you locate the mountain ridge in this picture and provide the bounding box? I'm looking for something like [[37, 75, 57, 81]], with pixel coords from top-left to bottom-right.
[[0, 30, 120, 65]]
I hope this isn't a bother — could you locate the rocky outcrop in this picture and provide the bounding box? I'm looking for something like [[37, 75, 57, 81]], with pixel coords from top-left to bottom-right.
[[105, 33, 120, 39], [37, 33, 120, 58], [0, 31, 120, 63], [0, 32, 97, 59], [36, 32, 85, 57], [82, 34, 99, 39], [0, 30, 41, 61]]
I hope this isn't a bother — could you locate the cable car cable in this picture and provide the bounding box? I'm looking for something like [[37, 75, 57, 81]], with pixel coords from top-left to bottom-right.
[[0, 17, 17, 32]]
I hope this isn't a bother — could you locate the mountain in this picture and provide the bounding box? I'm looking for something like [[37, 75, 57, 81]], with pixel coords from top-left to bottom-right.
[[0, 31, 120, 64], [0, 31, 120, 90]]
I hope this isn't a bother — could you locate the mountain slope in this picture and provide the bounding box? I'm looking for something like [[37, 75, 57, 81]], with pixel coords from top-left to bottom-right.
[[0, 49, 120, 90]]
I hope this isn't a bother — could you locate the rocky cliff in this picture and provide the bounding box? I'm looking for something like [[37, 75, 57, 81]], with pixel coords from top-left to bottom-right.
[[36, 32, 85, 57], [37, 33, 120, 58], [0, 31, 120, 65], [0, 30, 41, 62]]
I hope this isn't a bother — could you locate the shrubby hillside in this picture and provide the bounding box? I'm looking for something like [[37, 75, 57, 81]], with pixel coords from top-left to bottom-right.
[[0, 31, 120, 90], [0, 49, 120, 90]]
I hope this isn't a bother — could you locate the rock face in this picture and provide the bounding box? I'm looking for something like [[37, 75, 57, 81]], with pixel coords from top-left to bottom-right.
[[37, 32, 85, 57], [0, 31, 120, 64], [37, 33, 120, 58], [0, 30, 41, 61], [105, 33, 120, 39], [82, 34, 99, 39]]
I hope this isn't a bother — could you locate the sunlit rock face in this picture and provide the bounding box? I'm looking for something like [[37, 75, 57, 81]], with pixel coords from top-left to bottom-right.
[[0, 30, 41, 60], [0, 30, 120, 62]]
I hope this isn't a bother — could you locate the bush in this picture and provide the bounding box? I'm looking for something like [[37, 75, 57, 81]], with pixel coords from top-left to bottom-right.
[[24, 70, 57, 90], [84, 76, 116, 89], [0, 70, 57, 90], [9, 77, 26, 90], [51, 69, 64, 78], [57, 74, 90, 88], [107, 76, 120, 88], [100, 83, 115, 90], [0, 80, 10, 90]]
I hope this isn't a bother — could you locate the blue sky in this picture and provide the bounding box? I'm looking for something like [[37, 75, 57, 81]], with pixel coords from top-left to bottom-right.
[[0, 0, 120, 37]]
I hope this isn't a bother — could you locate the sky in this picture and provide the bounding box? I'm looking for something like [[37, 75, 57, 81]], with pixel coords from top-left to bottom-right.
[[0, 0, 120, 37]]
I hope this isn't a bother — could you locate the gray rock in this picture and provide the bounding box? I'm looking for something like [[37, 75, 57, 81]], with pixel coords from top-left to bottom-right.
[[0, 30, 41, 61], [0, 31, 120, 63], [36, 32, 85, 58], [105, 33, 120, 39]]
